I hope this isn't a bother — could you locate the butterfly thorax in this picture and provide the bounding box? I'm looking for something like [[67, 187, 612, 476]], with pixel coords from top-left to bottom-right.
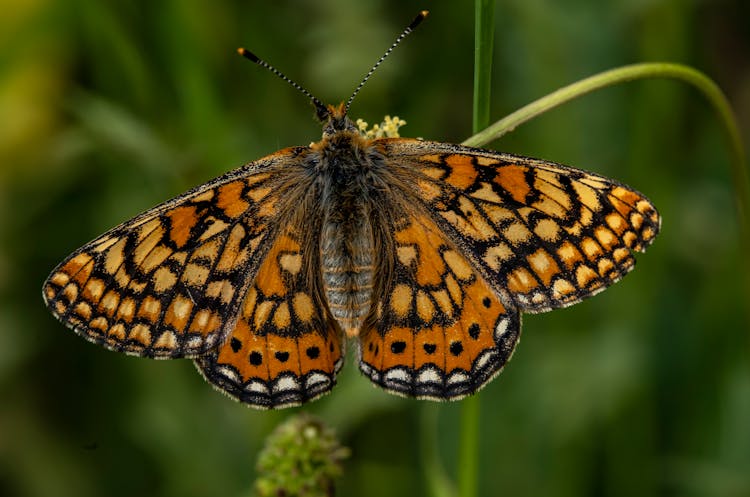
[[313, 119, 380, 338]]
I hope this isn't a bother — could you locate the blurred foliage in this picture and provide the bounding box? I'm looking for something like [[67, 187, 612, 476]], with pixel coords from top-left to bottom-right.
[[1, 1, 749, 496]]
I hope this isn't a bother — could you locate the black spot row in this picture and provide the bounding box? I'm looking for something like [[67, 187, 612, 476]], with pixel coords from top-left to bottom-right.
[[387, 340, 465, 356], [239, 344, 321, 366]]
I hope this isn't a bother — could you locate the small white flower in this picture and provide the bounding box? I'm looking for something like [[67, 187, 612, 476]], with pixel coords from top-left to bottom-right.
[[356, 115, 407, 138]]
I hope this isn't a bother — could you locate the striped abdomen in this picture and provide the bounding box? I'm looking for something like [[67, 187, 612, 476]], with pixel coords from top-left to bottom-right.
[[320, 207, 374, 337]]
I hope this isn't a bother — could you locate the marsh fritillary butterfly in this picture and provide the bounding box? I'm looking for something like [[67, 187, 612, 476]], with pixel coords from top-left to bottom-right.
[[42, 11, 660, 409]]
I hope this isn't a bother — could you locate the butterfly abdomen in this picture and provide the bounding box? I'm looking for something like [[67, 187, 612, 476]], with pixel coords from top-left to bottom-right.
[[321, 213, 374, 337]]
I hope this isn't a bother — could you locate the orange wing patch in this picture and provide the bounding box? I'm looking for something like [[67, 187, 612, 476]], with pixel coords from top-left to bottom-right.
[[42, 150, 303, 358], [360, 210, 520, 400], [195, 224, 343, 409], [381, 139, 660, 313]]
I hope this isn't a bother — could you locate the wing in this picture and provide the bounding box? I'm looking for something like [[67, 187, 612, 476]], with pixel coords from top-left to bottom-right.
[[42, 147, 310, 358], [195, 213, 343, 409], [379, 139, 660, 313], [359, 202, 520, 400]]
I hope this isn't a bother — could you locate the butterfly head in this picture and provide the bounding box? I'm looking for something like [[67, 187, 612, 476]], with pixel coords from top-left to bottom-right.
[[319, 103, 358, 137], [311, 103, 368, 158]]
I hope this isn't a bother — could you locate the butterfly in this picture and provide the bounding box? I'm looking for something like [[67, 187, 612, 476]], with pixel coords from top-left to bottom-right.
[[42, 11, 660, 409]]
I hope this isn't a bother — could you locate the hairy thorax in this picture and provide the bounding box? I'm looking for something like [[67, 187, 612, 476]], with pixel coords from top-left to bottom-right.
[[313, 131, 379, 337]]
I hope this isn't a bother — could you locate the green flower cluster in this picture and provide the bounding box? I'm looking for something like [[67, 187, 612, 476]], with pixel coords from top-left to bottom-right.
[[255, 414, 350, 497]]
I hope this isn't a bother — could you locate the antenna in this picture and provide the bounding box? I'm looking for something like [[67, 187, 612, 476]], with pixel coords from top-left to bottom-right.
[[237, 48, 329, 120], [238, 10, 429, 121], [344, 10, 429, 114]]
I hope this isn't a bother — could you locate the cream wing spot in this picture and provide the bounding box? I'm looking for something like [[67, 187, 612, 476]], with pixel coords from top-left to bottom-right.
[[456, 197, 495, 240], [191, 239, 221, 263], [469, 182, 503, 203], [444, 274, 462, 306], [206, 280, 235, 304], [192, 309, 211, 330], [431, 289, 453, 317], [197, 217, 229, 241], [552, 278, 576, 297], [630, 212, 644, 230], [606, 212, 626, 234], [83, 278, 105, 303], [581, 237, 604, 261], [504, 222, 533, 244], [594, 226, 618, 250], [534, 218, 561, 242], [527, 249, 560, 286], [139, 296, 161, 322], [598, 258, 616, 276], [416, 290, 435, 322], [216, 224, 248, 272], [279, 253, 302, 275], [49, 271, 70, 287], [641, 226, 655, 242], [89, 316, 108, 332], [154, 330, 177, 350], [172, 297, 191, 319], [99, 290, 120, 315], [253, 301, 274, 329], [183, 263, 210, 287], [613, 247, 631, 263], [115, 297, 136, 322], [133, 224, 166, 265], [481, 204, 516, 224], [397, 245, 418, 266], [74, 302, 92, 320], [274, 302, 291, 329], [443, 250, 474, 281], [293, 292, 314, 323], [61, 283, 78, 302], [391, 284, 413, 318], [109, 323, 126, 340], [128, 324, 152, 346], [104, 238, 127, 276], [153, 267, 178, 292], [92, 236, 118, 253], [139, 245, 172, 273], [575, 265, 599, 288], [483, 244, 513, 271]]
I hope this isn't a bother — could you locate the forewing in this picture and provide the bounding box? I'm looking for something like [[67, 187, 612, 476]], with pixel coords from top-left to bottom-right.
[[195, 211, 343, 409], [381, 139, 660, 313], [359, 204, 520, 400], [43, 147, 308, 357]]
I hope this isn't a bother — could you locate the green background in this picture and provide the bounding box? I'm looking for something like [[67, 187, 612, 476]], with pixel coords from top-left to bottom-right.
[[1, 0, 748, 496]]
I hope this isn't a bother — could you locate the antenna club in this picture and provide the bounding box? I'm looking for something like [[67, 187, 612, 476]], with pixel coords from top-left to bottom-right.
[[410, 10, 429, 30], [237, 48, 260, 64]]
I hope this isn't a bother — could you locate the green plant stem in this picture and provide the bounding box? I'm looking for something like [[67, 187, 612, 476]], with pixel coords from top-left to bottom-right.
[[472, 0, 495, 134], [462, 62, 750, 321], [420, 407, 457, 497], [458, 3, 495, 497]]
